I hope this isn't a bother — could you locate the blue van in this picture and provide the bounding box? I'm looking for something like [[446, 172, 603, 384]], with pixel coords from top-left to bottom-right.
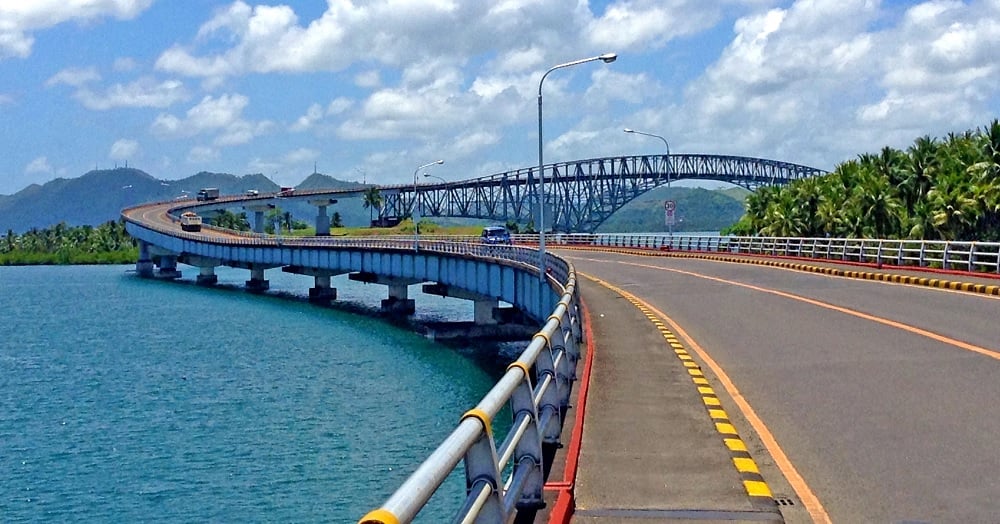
[[481, 226, 512, 245]]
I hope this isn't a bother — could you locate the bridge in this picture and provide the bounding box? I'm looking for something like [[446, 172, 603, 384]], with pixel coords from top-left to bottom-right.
[[185, 154, 824, 235], [379, 154, 826, 232], [123, 170, 1000, 522]]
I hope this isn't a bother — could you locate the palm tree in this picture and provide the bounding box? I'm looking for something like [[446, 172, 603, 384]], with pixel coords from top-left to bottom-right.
[[2, 229, 16, 253], [362, 186, 383, 226], [927, 172, 978, 240]]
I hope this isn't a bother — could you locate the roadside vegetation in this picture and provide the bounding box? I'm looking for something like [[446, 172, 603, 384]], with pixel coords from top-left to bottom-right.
[[726, 120, 1000, 241], [1, 220, 138, 265]]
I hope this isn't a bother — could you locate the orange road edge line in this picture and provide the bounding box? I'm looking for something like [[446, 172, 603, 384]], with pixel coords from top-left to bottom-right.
[[579, 271, 833, 524], [545, 296, 597, 524], [625, 260, 1000, 361]]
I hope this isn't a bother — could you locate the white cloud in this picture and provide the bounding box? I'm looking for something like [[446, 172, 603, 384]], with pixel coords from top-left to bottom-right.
[[154, 0, 708, 83], [326, 97, 352, 115], [0, 0, 154, 60], [354, 70, 381, 88], [109, 138, 139, 160], [24, 156, 52, 174], [588, 0, 720, 49], [289, 103, 323, 132], [45, 66, 101, 87], [152, 93, 270, 146], [113, 56, 137, 71], [74, 77, 189, 110], [283, 147, 319, 164], [187, 145, 219, 164]]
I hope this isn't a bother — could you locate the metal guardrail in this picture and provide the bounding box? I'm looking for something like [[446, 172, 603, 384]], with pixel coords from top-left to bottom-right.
[[532, 233, 1000, 275], [360, 273, 582, 523]]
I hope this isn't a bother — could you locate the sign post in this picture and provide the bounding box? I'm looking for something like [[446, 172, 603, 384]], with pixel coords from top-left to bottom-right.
[[664, 199, 675, 244]]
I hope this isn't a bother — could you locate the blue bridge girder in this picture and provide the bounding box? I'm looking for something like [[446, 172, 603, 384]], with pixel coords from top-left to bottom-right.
[[379, 154, 827, 233]]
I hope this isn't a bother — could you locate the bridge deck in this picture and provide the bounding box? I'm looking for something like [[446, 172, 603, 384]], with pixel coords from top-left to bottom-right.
[[563, 281, 784, 523]]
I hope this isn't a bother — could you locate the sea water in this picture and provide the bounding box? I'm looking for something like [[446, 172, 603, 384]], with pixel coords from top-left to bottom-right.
[[0, 265, 504, 522]]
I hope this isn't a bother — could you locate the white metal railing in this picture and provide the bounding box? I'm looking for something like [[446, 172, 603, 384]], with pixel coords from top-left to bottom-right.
[[531, 233, 1000, 275], [359, 274, 582, 523]]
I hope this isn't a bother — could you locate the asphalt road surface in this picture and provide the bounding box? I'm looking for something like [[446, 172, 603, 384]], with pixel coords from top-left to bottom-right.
[[559, 248, 1000, 523]]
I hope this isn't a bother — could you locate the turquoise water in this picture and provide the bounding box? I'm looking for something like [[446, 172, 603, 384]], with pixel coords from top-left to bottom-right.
[[0, 265, 504, 522]]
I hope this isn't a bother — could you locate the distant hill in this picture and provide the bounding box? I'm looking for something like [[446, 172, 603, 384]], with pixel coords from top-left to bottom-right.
[[0, 168, 363, 233], [597, 186, 747, 233]]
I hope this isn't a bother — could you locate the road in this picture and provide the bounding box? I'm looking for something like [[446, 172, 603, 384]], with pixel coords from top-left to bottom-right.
[[559, 248, 1000, 523]]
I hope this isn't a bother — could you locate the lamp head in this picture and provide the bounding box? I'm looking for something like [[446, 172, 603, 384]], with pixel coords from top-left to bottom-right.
[[623, 128, 634, 133], [435, 159, 444, 165], [599, 53, 617, 63]]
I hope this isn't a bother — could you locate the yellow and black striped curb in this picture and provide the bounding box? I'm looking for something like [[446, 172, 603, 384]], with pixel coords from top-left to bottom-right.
[[558, 245, 1000, 297], [583, 274, 777, 511]]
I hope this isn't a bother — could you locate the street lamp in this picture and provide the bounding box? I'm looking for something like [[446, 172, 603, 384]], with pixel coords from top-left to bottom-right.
[[413, 159, 444, 251], [624, 128, 672, 237], [423, 173, 447, 184], [537, 52, 617, 287]]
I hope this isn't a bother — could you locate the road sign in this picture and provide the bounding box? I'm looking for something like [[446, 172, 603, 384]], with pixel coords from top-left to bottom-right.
[[664, 200, 676, 226]]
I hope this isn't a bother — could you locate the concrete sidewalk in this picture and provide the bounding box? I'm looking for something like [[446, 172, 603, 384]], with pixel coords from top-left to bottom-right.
[[568, 279, 784, 524]]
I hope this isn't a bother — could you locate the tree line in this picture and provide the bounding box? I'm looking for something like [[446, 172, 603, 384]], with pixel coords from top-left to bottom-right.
[[726, 120, 1000, 241], [1, 220, 138, 265]]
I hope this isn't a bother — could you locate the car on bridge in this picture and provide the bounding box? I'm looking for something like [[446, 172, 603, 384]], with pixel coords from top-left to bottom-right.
[[481, 226, 511, 245]]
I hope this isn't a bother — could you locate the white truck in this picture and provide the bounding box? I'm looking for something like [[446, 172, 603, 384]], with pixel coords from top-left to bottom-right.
[[179, 212, 203, 232]]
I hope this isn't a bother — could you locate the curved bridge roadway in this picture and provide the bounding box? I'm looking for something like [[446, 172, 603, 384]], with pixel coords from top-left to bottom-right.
[[560, 247, 1000, 523]]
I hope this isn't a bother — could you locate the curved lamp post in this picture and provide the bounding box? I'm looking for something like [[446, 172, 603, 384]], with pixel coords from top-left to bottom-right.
[[413, 159, 444, 251], [624, 128, 672, 237], [423, 173, 447, 184], [537, 52, 617, 286]]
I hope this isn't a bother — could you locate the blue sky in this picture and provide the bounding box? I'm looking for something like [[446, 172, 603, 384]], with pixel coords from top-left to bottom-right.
[[1, 0, 997, 195]]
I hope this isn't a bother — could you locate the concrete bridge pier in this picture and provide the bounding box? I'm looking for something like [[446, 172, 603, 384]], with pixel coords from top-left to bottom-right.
[[350, 272, 419, 314], [197, 266, 218, 286], [245, 204, 274, 233], [310, 274, 337, 304], [136, 241, 154, 277], [246, 266, 269, 292], [309, 198, 337, 236], [156, 255, 182, 279], [281, 266, 341, 304], [422, 283, 499, 325], [181, 255, 221, 285]]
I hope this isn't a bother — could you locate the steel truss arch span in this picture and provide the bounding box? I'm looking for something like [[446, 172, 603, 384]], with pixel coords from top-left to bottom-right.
[[380, 154, 827, 233]]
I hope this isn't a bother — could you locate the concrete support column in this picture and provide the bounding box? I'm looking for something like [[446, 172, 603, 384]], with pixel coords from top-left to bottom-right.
[[196, 266, 218, 286], [253, 210, 266, 233], [157, 255, 181, 279], [309, 274, 337, 304], [474, 299, 499, 325], [383, 283, 415, 314], [245, 204, 273, 234], [246, 266, 269, 292], [136, 241, 154, 277], [315, 204, 330, 236], [309, 198, 336, 236]]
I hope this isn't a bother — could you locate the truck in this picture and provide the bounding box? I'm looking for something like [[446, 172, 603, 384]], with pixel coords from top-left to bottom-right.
[[179, 212, 203, 232], [196, 187, 220, 201]]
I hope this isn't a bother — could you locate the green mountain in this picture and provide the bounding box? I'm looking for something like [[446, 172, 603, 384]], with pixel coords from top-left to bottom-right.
[[597, 186, 747, 233], [0, 168, 358, 233]]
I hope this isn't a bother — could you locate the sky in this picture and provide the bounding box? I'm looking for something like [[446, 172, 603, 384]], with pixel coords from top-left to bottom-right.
[[0, 0, 998, 196]]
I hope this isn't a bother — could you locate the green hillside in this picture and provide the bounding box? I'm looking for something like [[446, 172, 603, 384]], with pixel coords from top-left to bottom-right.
[[597, 186, 747, 233]]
